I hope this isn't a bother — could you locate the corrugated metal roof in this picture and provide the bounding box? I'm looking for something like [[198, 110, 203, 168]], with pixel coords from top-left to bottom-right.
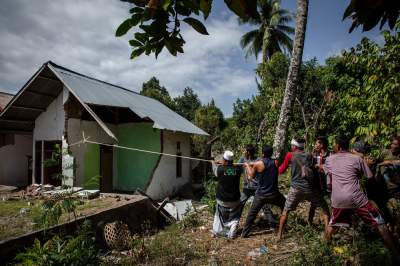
[[47, 62, 208, 136]]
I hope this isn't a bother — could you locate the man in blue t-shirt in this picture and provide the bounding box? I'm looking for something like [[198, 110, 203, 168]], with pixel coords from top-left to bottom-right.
[[241, 145, 286, 238]]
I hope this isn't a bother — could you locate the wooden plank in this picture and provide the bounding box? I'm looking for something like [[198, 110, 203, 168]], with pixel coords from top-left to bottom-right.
[[0, 119, 34, 124], [24, 90, 58, 98], [10, 105, 45, 112], [0, 129, 32, 135]]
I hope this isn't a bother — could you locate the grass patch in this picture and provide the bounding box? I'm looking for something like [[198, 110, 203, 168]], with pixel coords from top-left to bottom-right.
[[0, 199, 42, 240], [119, 223, 208, 265], [286, 213, 392, 265], [0, 197, 117, 241]]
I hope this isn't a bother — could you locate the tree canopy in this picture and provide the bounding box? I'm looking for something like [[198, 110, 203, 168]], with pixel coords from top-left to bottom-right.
[[140, 76, 176, 110], [239, 0, 294, 62], [174, 87, 201, 121], [343, 0, 400, 33], [116, 0, 258, 58]]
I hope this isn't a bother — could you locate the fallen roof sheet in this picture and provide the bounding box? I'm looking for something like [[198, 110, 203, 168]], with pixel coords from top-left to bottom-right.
[[48, 62, 208, 136]]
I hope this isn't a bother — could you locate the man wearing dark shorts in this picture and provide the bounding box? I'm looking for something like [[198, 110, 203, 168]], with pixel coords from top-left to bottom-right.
[[324, 136, 400, 262], [277, 138, 330, 240], [241, 145, 286, 237], [238, 144, 276, 227]]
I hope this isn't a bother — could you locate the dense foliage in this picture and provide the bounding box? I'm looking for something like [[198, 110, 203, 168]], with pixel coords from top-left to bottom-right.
[[139, 25, 399, 158], [324, 26, 400, 151], [218, 25, 400, 156]]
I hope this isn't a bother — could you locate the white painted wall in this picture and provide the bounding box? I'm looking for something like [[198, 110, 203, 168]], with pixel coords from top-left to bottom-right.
[[146, 131, 191, 200], [0, 135, 32, 186], [67, 118, 117, 186], [33, 92, 65, 141]]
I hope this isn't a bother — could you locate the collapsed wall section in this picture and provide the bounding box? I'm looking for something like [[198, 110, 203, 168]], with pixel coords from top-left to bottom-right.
[[146, 131, 191, 200]]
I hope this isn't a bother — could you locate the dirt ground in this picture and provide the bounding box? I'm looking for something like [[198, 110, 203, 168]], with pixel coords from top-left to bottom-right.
[[182, 202, 318, 265]]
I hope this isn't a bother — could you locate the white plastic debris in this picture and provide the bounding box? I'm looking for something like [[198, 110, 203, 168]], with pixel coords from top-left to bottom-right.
[[162, 200, 194, 220]]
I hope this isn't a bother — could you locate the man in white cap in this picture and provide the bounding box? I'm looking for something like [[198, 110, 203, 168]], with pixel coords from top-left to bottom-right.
[[277, 137, 330, 240], [212, 150, 243, 239]]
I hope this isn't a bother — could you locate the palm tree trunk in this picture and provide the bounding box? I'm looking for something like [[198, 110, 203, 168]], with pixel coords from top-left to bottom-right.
[[272, 0, 309, 159], [262, 26, 271, 63]]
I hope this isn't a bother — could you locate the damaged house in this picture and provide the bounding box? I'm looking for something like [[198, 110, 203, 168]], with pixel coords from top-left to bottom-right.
[[0, 61, 208, 199]]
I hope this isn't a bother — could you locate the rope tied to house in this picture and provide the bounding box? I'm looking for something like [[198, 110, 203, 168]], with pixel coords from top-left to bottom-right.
[[68, 133, 246, 165]]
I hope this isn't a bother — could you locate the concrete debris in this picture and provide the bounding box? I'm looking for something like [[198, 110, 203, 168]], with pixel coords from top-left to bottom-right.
[[0, 185, 18, 200], [162, 200, 194, 220], [42, 187, 83, 196], [19, 208, 30, 214], [247, 245, 269, 261], [22, 184, 99, 200], [75, 190, 100, 199]]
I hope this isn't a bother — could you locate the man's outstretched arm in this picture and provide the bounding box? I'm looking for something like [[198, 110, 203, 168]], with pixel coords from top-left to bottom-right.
[[278, 152, 292, 174]]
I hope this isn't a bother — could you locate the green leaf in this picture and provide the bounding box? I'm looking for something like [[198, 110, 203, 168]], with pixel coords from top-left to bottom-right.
[[131, 13, 142, 26], [183, 17, 209, 35], [200, 0, 212, 19], [130, 48, 145, 59], [129, 39, 143, 47], [155, 42, 164, 58], [128, 0, 147, 7], [342, 0, 355, 20], [134, 32, 148, 43], [115, 19, 133, 37], [130, 7, 144, 14], [224, 0, 257, 19], [165, 39, 178, 56], [162, 0, 171, 11]]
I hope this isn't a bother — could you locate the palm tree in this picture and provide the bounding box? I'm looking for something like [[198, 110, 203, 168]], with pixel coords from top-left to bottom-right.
[[239, 0, 294, 63], [272, 0, 309, 159]]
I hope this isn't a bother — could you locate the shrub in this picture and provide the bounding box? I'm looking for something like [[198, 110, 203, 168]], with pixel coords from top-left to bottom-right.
[[15, 220, 99, 266], [201, 178, 218, 214]]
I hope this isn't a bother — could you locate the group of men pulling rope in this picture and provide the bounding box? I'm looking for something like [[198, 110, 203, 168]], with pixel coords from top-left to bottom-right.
[[211, 135, 400, 262]]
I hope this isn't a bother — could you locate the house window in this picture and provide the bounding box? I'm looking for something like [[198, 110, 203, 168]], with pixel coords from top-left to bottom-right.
[[176, 142, 182, 178]]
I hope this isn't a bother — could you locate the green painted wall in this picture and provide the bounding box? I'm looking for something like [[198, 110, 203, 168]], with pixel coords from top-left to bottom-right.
[[83, 144, 100, 189], [116, 123, 161, 191]]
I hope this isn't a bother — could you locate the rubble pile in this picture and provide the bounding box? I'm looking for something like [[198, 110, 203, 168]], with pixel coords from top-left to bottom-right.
[[20, 184, 100, 200]]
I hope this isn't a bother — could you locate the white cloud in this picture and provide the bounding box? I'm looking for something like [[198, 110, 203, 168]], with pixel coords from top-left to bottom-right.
[[0, 0, 257, 116]]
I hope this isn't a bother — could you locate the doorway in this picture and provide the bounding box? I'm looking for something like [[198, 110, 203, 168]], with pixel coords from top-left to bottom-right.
[[43, 141, 62, 186], [100, 145, 113, 192], [35, 140, 62, 186]]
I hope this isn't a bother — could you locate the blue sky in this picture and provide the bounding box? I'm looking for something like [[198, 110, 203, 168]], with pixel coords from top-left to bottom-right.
[[0, 0, 388, 117]]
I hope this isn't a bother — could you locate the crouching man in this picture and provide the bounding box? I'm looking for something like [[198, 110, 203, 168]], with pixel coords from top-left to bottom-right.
[[212, 150, 243, 239]]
